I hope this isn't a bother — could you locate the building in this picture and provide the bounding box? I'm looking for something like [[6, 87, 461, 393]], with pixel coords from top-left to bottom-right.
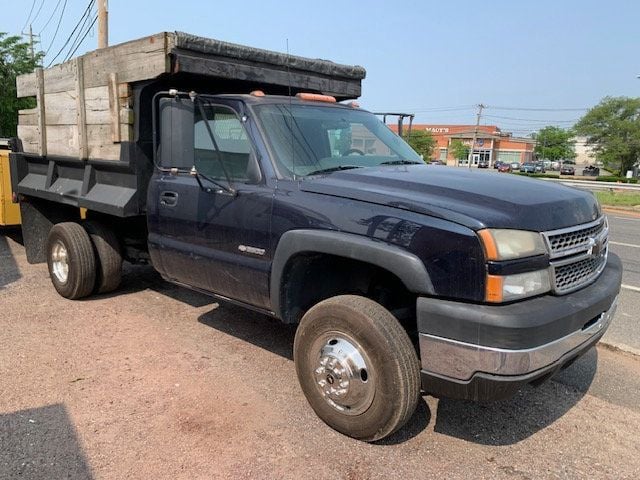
[[390, 124, 536, 166], [573, 136, 597, 166]]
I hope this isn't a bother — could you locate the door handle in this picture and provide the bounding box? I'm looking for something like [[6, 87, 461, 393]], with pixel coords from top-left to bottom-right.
[[160, 191, 178, 207]]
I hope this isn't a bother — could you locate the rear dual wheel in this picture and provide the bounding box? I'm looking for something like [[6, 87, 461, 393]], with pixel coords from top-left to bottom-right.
[[294, 295, 421, 442], [46, 221, 122, 299]]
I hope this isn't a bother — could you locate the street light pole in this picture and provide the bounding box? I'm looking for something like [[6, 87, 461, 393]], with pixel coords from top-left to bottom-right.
[[467, 103, 485, 169]]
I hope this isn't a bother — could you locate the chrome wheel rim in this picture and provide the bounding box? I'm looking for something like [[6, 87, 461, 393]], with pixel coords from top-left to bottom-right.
[[311, 332, 375, 415], [51, 240, 69, 284]]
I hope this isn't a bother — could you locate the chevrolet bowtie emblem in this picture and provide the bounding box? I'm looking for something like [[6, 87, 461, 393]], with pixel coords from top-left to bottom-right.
[[587, 237, 603, 257]]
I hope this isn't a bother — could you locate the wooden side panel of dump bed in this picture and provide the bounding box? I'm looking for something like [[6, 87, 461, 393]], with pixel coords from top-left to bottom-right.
[[16, 33, 169, 160], [12, 32, 365, 217]]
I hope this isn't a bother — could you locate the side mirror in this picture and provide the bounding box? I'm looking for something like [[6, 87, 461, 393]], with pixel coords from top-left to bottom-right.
[[158, 97, 194, 170], [246, 154, 262, 184]]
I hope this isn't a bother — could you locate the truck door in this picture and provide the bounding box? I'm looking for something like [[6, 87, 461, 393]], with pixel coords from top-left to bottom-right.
[[148, 96, 272, 310]]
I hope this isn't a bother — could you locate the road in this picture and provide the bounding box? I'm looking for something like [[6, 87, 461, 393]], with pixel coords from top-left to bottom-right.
[[603, 212, 640, 354], [1, 221, 640, 479]]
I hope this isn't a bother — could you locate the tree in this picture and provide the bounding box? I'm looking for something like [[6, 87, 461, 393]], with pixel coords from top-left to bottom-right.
[[574, 96, 640, 175], [449, 139, 469, 162], [533, 126, 576, 161], [403, 129, 435, 161], [0, 33, 43, 137]]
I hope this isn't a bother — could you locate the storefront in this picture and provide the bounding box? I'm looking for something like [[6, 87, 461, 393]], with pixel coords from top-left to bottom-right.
[[391, 124, 535, 166]]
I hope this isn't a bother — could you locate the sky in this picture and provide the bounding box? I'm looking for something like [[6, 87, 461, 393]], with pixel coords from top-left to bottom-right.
[[3, 0, 639, 136]]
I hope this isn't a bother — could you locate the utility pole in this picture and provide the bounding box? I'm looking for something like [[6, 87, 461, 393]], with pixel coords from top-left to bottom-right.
[[467, 103, 484, 169], [98, 0, 109, 49], [21, 24, 40, 63]]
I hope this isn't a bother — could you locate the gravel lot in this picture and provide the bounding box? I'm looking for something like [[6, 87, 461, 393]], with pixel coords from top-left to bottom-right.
[[1, 227, 640, 480]]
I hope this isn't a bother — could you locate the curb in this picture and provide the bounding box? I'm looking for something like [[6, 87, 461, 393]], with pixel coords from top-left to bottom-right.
[[603, 206, 640, 217], [600, 340, 640, 357]]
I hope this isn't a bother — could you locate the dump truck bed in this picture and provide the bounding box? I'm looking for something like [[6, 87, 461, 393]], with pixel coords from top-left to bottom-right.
[[16, 32, 365, 160], [11, 32, 366, 217]]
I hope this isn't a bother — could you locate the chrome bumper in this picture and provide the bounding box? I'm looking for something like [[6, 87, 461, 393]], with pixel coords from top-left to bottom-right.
[[419, 295, 618, 381]]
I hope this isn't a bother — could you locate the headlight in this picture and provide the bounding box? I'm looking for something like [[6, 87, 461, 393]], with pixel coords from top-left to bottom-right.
[[486, 269, 551, 302], [478, 229, 547, 260]]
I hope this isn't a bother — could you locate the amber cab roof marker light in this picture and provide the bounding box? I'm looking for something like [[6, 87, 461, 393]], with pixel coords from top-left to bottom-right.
[[250, 90, 266, 97], [295, 93, 337, 103], [348, 101, 360, 108]]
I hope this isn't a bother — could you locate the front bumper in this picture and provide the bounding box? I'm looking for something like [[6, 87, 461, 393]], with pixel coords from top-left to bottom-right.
[[418, 253, 622, 401]]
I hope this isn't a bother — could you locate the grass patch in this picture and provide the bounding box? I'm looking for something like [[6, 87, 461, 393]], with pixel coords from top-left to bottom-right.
[[595, 190, 640, 207]]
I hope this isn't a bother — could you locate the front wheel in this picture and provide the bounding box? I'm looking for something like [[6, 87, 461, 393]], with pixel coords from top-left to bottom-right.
[[293, 295, 420, 441]]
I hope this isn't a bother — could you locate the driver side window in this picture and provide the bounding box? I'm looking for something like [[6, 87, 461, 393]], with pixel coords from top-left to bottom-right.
[[194, 105, 252, 181]]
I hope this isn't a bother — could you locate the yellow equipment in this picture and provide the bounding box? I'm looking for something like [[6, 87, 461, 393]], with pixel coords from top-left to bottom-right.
[[0, 139, 21, 226]]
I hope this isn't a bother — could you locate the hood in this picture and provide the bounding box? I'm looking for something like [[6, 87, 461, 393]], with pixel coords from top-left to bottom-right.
[[299, 165, 601, 231]]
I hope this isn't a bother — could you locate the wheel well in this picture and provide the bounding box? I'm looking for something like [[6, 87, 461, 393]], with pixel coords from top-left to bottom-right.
[[19, 196, 82, 263], [280, 253, 417, 334], [18, 196, 149, 265]]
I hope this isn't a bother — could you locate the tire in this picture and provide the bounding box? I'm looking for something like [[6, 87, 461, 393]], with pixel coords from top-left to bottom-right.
[[294, 295, 420, 441], [46, 222, 96, 299], [83, 221, 122, 294]]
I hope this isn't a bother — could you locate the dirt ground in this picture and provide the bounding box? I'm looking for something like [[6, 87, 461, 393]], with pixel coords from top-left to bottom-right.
[[1, 228, 639, 480]]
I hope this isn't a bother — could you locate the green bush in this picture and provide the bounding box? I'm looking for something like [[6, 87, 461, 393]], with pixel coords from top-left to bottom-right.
[[515, 172, 560, 179], [595, 176, 638, 184]]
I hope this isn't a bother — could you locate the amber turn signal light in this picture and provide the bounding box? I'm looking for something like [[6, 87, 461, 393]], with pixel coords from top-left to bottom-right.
[[485, 275, 504, 303]]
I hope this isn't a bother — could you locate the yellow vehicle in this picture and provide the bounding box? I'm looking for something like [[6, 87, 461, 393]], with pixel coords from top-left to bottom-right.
[[0, 139, 21, 226]]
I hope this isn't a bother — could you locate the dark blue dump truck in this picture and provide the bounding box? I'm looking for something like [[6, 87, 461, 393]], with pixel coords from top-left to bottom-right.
[[10, 32, 621, 441]]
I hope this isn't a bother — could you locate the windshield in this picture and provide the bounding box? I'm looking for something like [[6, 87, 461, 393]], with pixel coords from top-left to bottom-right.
[[253, 103, 423, 177]]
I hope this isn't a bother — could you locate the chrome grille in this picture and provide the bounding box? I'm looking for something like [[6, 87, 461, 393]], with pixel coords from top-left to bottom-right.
[[543, 216, 609, 294], [553, 252, 607, 292], [546, 217, 606, 258]]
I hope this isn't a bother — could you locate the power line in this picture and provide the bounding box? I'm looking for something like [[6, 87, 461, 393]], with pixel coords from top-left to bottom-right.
[[483, 115, 579, 124], [39, 0, 64, 34], [21, 0, 38, 32], [63, 3, 96, 62], [46, 0, 94, 67], [31, 0, 47, 26], [45, 0, 67, 56], [65, 15, 97, 61], [413, 106, 476, 113], [375, 105, 475, 113], [44, 0, 68, 57], [486, 105, 589, 112]]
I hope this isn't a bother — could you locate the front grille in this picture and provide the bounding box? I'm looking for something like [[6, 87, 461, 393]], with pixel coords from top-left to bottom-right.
[[543, 216, 609, 294], [553, 251, 607, 293], [546, 218, 606, 258]]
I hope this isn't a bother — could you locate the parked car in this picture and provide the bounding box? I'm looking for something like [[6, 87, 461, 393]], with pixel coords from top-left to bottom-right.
[[560, 165, 575, 175], [582, 165, 600, 176], [521, 162, 537, 173], [497, 163, 512, 173], [478, 159, 490, 168], [510, 162, 520, 171], [535, 162, 546, 173], [493, 161, 504, 169]]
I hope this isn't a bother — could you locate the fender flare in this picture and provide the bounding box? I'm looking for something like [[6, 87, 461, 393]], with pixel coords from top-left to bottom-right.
[[270, 229, 434, 320]]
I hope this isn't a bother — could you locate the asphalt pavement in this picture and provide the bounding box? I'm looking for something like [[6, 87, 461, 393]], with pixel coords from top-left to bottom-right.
[[603, 212, 640, 354], [2, 232, 640, 479]]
